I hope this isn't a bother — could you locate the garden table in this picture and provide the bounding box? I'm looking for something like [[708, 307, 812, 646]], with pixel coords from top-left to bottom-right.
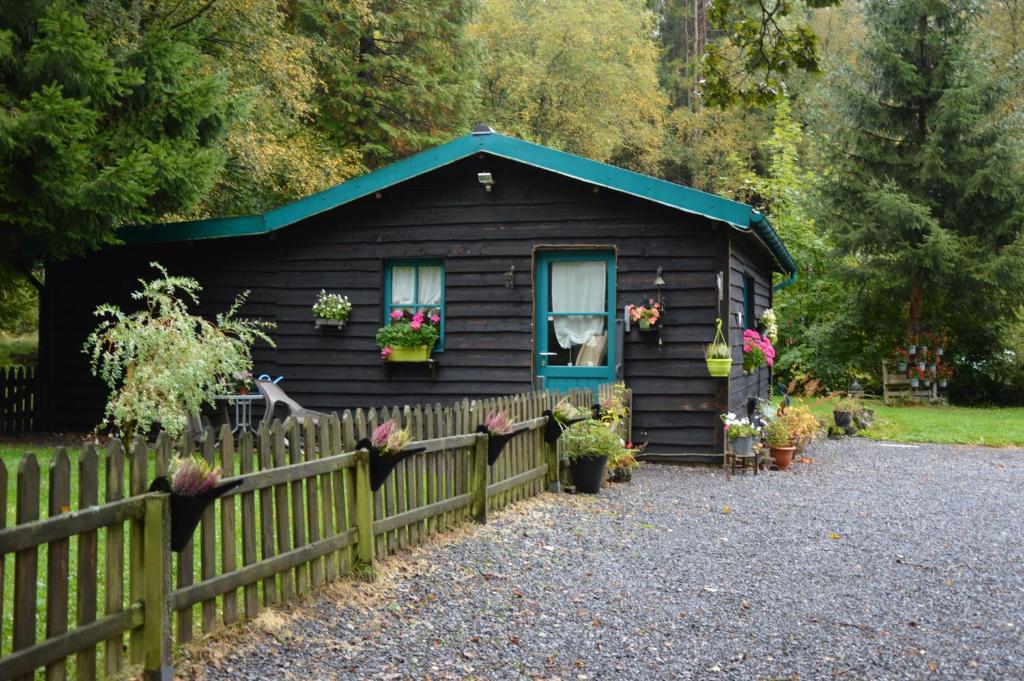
[[213, 393, 264, 433]]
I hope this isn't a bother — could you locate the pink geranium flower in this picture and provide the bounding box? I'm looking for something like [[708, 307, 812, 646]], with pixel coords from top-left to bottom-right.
[[380, 346, 393, 358], [389, 309, 404, 321], [429, 314, 440, 325], [410, 319, 422, 331]]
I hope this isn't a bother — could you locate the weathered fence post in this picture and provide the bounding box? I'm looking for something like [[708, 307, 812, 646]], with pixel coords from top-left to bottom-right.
[[354, 450, 375, 565], [470, 433, 488, 524], [143, 494, 172, 681]]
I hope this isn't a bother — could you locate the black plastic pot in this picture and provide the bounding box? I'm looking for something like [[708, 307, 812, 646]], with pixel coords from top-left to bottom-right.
[[357, 439, 427, 492], [148, 477, 244, 552], [571, 455, 608, 494], [834, 411, 853, 428], [476, 426, 516, 465], [542, 410, 589, 444]]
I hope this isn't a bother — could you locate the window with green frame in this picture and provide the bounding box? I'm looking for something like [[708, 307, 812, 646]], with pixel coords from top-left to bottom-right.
[[742, 274, 755, 329], [384, 260, 446, 350]]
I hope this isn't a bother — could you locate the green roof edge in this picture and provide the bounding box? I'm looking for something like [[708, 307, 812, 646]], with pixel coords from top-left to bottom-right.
[[117, 130, 797, 279]]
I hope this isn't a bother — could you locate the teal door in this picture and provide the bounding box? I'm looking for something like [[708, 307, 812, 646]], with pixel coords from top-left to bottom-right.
[[535, 251, 617, 397]]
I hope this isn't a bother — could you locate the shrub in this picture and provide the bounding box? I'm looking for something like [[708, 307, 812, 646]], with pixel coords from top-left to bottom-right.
[[83, 263, 275, 444], [561, 419, 628, 461], [779, 406, 819, 441], [764, 419, 793, 448]]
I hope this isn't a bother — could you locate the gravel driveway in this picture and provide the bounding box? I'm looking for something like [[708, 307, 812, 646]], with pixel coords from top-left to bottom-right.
[[195, 439, 1024, 680]]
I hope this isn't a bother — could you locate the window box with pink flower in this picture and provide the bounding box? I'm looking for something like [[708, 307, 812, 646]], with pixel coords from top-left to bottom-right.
[[376, 309, 441, 362]]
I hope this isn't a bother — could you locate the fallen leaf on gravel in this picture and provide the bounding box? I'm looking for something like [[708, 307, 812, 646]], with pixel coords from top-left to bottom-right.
[[722, 505, 731, 513], [829, 532, 842, 540]]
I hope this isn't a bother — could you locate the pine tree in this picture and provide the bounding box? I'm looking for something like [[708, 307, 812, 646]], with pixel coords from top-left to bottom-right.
[[824, 0, 1024, 370], [0, 2, 235, 266]]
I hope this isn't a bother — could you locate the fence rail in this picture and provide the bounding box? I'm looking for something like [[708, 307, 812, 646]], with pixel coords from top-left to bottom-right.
[[0, 385, 626, 680], [0, 366, 36, 435]]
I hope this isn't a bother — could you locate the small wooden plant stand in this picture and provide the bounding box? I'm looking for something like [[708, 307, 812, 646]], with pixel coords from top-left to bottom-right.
[[882, 361, 938, 405]]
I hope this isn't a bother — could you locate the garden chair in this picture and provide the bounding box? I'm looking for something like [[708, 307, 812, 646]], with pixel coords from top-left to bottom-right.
[[257, 379, 328, 428]]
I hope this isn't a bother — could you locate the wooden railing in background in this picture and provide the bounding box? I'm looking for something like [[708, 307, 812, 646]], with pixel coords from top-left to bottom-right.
[[0, 366, 36, 435], [0, 385, 622, 681]]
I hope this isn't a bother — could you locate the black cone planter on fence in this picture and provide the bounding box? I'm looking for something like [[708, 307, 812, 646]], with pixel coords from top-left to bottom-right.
[[542, 410, 589, 444], [571, 456, 608, 494], [357, 439, 427, 492], [477, 425, 516, 466], [148, 477, 243, 552]]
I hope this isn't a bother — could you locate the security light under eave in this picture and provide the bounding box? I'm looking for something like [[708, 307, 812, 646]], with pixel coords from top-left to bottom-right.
[[478, 172, 495, 191]]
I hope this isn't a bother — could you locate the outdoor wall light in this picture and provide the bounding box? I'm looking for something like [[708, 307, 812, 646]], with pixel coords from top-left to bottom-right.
[[653, 267, 666, 288], [478, 172, 495, 191]]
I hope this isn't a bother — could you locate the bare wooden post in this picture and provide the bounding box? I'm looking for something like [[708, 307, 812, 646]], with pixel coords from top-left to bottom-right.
[[142, 494, 172, 681], [469, 433, 488, 524], [354, 450, 374, 565], [76, 447, 100, 681]]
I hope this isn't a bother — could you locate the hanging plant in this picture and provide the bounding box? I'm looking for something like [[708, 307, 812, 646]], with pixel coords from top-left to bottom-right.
[[705, 318, 732, 377], [312, 290, 352, 329], [543, 399, 589, 444], [627, 300, 662, 330], [742, 329, 775, 374], [477, 410, 517, 465], [357, 419, 426, 491], [149, 456, 243, 552]]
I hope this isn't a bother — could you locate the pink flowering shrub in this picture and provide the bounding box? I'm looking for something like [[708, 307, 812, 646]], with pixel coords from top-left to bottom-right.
[[627, 299, 662, 325], [742, 329, 775, 373], [169, 456, 223, 496], [376, 309, 440, 357], [370, 419, 412, 455], [484, 410, 515, 435]]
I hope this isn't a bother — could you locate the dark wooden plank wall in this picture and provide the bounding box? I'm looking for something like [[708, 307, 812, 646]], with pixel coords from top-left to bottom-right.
[[42, 156, 777, 454], [728, 232, 774, 416]]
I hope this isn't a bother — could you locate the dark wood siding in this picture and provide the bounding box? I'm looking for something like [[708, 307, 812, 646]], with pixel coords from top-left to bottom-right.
[[728, 232, 775, 416], [42, 156, 777, 454]]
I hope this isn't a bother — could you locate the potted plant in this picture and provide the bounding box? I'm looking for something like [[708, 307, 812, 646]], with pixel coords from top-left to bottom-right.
[[148, 456, 243, 552], [232, 370, 254, 395], [780, 406, 819, 455], [833, 396, 859, 429], [909, 373, 920, 388], [561, 419, 629, 493], [704, 318, 732, 377], [312, 290, 353, 330], [908, 338, 917, 355], [627, 300, 662, 330], [938, 364, 954, 388], [764, 419, 795, 470], [894, 347, 909, 373], [607, 445, 640, 482], [476, 410, 517, 465], [376, 309, 440, 362], [741, 329, 775, 374], [721, 412, 759, 455], [758, 308, 779, 344], [543, 398, 589, 443], [357, 419, 426, 491]]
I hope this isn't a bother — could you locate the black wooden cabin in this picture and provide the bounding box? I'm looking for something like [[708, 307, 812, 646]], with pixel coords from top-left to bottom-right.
[[37, 127, 796, 459]]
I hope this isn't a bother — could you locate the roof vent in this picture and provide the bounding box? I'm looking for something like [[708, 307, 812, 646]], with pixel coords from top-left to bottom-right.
[[471, 123, 494, 135]]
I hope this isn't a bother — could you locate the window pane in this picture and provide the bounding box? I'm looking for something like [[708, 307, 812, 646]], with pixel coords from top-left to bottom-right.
[[550, 261, 606, 313], [418, 266, 442, 305], [391, 267, 415, 305], [546, 317, 607, 366]]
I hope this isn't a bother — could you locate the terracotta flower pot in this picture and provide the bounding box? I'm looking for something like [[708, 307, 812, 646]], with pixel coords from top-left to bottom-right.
[[769, 445, 795, 470]]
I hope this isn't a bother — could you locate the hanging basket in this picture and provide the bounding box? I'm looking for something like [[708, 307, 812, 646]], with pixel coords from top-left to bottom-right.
[[477, 425, 516, 465], [543, 410, 588, 444], [357, 439, 427, 491], [148, 477, 244, 553], [705, 318, 732, 377]]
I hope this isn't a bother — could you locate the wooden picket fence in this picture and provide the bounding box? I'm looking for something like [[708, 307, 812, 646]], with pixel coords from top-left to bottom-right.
[[0, 386, 624, 680], [0, 366, 36, 435]]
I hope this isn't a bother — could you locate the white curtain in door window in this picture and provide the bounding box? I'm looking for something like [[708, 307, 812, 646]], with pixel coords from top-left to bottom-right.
[[551, 260, 606, 348], [418, 266, 442, 305], [391, 267, 415, 305]]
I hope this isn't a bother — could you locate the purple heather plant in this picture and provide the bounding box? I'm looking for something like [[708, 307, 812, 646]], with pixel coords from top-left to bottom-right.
[[484, 410, 515, 435], [370, 419, 412, 455], [168, 456, 223, 496]]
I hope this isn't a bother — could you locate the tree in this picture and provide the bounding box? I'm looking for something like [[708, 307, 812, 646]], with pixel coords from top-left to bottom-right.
[[83, 263, 275, 444], [299, 0, 480, 168], [469, 0, 667, 173], [822, 0, 1024, 398], [0, 1, 236, 266], [702, 0, 841, 107]]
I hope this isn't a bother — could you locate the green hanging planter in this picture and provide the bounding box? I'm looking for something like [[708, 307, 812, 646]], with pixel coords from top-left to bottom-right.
[[704, 318, 732, 378]]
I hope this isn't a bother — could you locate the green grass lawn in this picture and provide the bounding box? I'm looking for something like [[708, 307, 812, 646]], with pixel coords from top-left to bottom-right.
[[789, 396, 1024, 448]]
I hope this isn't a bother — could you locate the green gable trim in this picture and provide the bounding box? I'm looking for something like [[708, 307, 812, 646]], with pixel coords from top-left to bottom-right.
[[117, 130, 796, 278]]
